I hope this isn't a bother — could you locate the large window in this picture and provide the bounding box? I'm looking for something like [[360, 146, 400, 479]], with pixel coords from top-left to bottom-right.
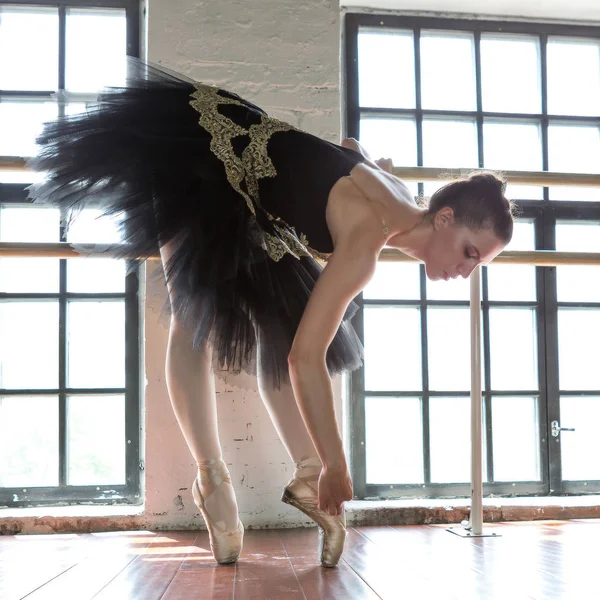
[[0, 1, 142, 506], [345, 14, 600, 499]]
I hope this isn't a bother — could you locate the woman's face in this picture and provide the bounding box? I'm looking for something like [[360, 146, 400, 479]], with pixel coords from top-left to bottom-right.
[[423, 207, 506, 281]]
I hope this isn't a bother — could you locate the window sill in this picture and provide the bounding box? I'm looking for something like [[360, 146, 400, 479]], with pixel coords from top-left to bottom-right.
[[0, 504, 144, 519], [348, 495, 600, 509], [346, 495, 600, 526]]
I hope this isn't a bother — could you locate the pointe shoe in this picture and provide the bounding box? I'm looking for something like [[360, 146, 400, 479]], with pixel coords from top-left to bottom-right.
[[191, 462, 244, 565], [281, 473, 347, 568]]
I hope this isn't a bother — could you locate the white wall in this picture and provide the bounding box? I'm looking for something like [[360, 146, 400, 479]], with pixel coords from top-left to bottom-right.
[[141, 0, 345, 529]]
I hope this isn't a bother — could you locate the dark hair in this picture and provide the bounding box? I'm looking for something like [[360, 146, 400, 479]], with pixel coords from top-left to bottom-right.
[[420, 171, 518, 244]]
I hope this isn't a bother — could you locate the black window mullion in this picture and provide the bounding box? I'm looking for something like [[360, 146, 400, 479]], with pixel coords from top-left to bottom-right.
[[58, 4, 69, 488], [542, 207, 562, 494], [414, 28, 430, 486], [344, 13, 360, 140], [124, 263, 141, 492], [58, 4, 66, 91], [533, 211, 550, 490], [474, 30, 484, 168], [419, 266, 431, 485], [414, 28, 424, 201], [349, 304, 367, 499], [125, 0, 140, 58], [539, 32, 562, 494], [344, 16, 365, 500], [540, 33, 550, 206], [58, 223, 68, 487]]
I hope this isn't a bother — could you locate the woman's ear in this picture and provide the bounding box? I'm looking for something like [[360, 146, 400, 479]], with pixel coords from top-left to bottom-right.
[[433, 206, 455, 230]]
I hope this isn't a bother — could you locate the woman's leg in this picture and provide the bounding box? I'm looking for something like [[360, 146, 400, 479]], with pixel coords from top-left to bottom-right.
[[160, 240, 239, 532], [255, 330, 322, 479]]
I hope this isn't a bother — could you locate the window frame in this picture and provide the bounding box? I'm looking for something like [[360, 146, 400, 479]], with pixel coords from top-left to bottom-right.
[[344, 12, 600, 500], [0, 0, 142, 506]]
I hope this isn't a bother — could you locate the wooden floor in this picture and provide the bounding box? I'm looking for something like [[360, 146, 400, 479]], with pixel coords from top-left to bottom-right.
[[1, 520, 597, 599]]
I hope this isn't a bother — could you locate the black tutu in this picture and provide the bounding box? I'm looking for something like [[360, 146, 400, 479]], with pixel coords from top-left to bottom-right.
[[28, 59, 364, 387]]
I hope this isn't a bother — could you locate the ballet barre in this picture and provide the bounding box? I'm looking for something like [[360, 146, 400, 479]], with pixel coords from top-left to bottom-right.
[[3, 155, 600, 188], [392, 166, 600, 187], [2, 242, 600, 267]]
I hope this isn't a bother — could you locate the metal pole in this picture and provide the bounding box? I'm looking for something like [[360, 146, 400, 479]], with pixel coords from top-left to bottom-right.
[[447, 266, 498, 538], [469, 266, 483, 536]]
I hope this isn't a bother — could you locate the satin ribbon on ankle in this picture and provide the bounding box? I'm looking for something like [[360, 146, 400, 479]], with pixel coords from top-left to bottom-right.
[[197, 459, 231, 487]]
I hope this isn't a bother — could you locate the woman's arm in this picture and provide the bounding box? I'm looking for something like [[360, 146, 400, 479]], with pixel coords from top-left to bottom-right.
[[288, 237, 378, 513]]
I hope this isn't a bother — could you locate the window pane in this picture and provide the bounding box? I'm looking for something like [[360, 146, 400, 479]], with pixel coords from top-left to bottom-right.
[[0, 99, 58, 158], [68, 395, 126, 485], [0, 6, 58, 91], [0, 206, 60, 293], [547, 38, 600, 117], [556, 222, 600, 303], [420, 31, 476, 111], [66, 8, 127, 93], [481, 34, 541, 114], [358, 30, 415, 109], [66, 209, 126, 293], [426, 273, 471, 301], [560, 396, 600, 481], [0, 301, 58, 389], [487, 220, 536, 302], [489, 308, 538, 391], [548, 125, 600, 202], [364, 307, 422, 391], [363, 262, 420, 300], [0, 396, 58, 487], [365, 396, 423, 484], [492, 396, 540, 482], [359, 117, 418, 199], [67, 301, 126, 389], [359, 118, 417, 165], [558, 309, 600, 391], [483, 121, 543, 200], [0, 170, 42, 184], [430, 396, 487, 484], [422, 119, 478, 168], [427, 308, 471, 392]]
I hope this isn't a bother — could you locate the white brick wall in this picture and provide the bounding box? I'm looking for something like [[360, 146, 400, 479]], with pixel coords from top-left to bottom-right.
[[142, 0, 343, 529]]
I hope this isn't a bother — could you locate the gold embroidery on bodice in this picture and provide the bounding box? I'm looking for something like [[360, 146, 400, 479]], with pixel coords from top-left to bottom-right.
[[189, 84, 331, 262]]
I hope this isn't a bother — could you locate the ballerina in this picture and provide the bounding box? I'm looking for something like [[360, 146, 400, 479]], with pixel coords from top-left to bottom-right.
[[29, 58, 515, 567]]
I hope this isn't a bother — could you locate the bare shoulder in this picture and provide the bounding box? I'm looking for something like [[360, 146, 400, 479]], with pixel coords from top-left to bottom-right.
[[350, 162, 414, 205], [326, 162, 417, 250]]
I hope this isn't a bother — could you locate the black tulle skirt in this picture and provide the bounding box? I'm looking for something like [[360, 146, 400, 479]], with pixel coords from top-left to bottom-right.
[[27, 59, 363, 387]]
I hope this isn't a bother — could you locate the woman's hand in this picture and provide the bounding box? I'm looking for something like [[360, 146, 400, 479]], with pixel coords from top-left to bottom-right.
[[318, 463, 353, 516], [340, 138, 394, 175], [375, 157, 394, 173]]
